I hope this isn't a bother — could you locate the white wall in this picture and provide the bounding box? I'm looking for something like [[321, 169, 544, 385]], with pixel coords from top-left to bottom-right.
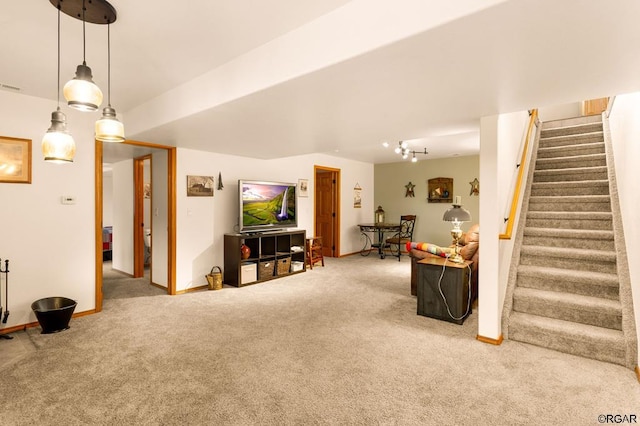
[[374, 155, 480, 247], [112, 159, 134, 274], [606, 92, 640, 362], [151, 150, 168, 287], [175, 149, 374, 291], [0, 90, 96, 328], [537, 102, 581, 122], [478, 115, 501, 339], [103, 173, 113, 226], [496, 111, 532, 316], [478, 110, 531, 340]]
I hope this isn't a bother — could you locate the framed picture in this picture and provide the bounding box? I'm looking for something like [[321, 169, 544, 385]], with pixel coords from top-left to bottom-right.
[[143, 182, 151, 199], [0, 136, 32, 184], [187, 175, 214, 197], [298, 179, 309, 197], [353, 183, 362, 208]]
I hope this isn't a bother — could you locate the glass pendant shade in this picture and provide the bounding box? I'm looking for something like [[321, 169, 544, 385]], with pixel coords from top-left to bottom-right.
[[42, 108, 76, 163], [64, 63, 103, 111], [95, 106, 125, 142]]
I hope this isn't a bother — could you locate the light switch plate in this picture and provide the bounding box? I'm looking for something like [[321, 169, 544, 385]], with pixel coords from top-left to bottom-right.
[[61, 195, 76, 205]]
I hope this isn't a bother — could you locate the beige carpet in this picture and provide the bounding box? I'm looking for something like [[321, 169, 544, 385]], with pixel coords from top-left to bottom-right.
[[0, 255, 638, 425]]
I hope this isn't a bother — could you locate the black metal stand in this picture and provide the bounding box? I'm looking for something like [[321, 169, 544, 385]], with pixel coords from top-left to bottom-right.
[[0, 258, 12, 339]]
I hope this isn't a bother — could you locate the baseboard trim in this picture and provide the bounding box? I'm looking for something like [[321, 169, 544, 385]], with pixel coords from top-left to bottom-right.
[[0, 308, 97, 336], [176, 284, 208, 295], [150, 282, 170, 292], [477, 334, 504, 345]]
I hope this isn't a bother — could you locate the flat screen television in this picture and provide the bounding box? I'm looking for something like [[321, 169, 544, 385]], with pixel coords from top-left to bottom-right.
[[239, 180, 297, 233]]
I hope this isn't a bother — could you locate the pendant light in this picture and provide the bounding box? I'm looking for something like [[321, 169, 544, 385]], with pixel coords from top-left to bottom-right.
[[42, 6, 76, 164], [63, 0, 103, 111], [95, 22, 125, 142]]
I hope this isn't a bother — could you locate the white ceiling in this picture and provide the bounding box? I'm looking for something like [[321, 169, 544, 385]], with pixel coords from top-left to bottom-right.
[[3, 0, 640, 165]]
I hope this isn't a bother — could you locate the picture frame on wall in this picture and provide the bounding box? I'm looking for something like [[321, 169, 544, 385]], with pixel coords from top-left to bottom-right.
[[0, 136, 32, 184], [298, 179, 309, 197], [187, 175, 214, 197]]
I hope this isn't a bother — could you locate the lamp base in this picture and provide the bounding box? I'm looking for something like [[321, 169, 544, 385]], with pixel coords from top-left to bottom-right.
[[449, 253, 465, 263]]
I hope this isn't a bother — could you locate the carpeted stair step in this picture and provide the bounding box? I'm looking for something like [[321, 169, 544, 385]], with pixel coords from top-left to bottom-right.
[[525, 211, 612, 230], [508, 312, 626, 366], [528, 195, 611, 212], [537, 142, 605, 159], [519, 245, 617, 274], [538, 132, 604, 149], [535, 153, 606, 170], [530, 180, 609, 197], [512, 287, 622, 330], [522, 227, 614, 250], [540, 122, 603, 138], [516, 265, 619, 300], [533, 166, 608, 182]]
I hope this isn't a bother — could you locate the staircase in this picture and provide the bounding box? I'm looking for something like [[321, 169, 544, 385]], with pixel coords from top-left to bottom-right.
[[507, 114, 633, 367]]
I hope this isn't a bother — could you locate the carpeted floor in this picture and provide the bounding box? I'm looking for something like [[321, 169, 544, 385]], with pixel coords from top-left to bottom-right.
[[0, 255, 638, 425]]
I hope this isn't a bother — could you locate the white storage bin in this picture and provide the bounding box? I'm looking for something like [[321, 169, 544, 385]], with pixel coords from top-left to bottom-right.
[[291, 261, 304, 272], [241, 262, 257, 284]]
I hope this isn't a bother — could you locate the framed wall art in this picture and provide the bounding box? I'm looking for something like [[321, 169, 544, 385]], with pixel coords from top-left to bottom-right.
[[187, 175, 214, 197], [0, 136, 32, 184], [298, 179, 309, 197]]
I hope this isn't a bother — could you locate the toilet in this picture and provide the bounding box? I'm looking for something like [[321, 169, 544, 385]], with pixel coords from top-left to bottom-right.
[[144, 229, 151, 264]]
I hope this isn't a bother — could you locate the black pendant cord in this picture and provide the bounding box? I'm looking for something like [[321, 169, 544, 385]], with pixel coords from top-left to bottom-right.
[[82, 0, 86, 65], [107, 22, 111, 107], [57, 6, 61, 108]]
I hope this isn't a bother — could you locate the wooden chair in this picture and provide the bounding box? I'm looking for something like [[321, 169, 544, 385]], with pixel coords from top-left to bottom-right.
[[385, 215, 416, 261], [306, 237, 325, 269]]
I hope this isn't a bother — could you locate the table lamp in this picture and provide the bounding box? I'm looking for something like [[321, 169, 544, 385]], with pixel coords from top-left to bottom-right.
[[442, 196, 471, 263]]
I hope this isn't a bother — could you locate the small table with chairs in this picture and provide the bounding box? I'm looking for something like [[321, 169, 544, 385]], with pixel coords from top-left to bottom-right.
[[358, 222, 401, 259], [358, 215, 416, 260]]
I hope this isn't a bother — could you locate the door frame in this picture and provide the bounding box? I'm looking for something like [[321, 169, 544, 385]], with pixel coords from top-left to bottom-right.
[[133, 155, 151, 278], [95, 140, 177, 312], [313, 165, 340, 257]]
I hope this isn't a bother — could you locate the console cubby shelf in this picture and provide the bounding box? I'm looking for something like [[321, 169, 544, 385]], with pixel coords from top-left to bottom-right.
[[224, 230, 306, 287]]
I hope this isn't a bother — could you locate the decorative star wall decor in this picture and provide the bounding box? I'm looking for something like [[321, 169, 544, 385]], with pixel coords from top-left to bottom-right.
[[469, 178, 479, 195], [405, 181, 416, 197]]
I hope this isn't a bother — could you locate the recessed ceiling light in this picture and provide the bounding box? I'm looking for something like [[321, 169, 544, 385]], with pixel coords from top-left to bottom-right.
[[382, 142, 389, 148]]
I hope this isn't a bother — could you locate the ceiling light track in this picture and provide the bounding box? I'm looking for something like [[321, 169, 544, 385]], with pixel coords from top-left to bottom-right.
[[394, 141, 428, 163]]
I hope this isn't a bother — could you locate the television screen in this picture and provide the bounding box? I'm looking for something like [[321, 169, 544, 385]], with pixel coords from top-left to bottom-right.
[[239, 180, 297, 233]]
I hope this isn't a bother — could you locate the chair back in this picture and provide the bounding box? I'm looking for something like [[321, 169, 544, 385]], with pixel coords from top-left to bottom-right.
[[399, 215, 416, 240]]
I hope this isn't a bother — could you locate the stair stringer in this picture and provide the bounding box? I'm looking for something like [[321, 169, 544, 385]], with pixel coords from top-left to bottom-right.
[[602, 113, 638, 370], [501, 121, 542, 340]]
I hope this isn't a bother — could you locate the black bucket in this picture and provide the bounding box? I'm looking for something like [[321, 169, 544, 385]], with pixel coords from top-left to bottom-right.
[[31, 297, 77, 334]]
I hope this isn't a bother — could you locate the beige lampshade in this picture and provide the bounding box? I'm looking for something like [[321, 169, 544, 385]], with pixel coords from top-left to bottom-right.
[[64, 64, 103, 112], [95, 106, 125, 142], [42, 108, 76, 163]]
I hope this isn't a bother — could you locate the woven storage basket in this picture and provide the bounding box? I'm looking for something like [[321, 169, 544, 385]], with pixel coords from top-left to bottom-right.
[[258, 261, 274, 280], [206, 266, 223, 290], [276, 257, 291, 275]]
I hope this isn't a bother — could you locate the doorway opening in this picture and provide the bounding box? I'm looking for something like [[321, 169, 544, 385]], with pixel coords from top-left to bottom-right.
[[95, 140, 177, 312], [314, 165, 340, 257]]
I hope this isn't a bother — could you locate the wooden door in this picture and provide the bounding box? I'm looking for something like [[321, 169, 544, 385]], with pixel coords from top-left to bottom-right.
[[314, 166, 340, 257], [582, 98, 609, 116]]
